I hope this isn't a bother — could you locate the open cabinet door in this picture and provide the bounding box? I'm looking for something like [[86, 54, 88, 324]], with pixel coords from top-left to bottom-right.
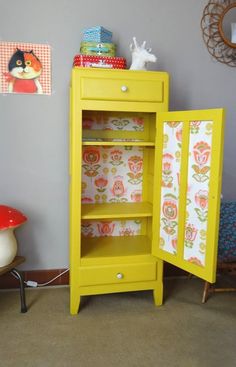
[[152, 109, 225, 283]]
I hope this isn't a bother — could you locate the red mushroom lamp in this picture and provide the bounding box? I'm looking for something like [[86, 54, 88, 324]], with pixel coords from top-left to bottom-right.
[[0, 205, 27, 267]]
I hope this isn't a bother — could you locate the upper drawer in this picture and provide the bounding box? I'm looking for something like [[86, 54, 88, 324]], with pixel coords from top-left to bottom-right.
[[80, 77, 163, 102]]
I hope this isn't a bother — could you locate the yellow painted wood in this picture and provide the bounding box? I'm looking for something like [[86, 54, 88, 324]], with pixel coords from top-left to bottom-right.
[[70, 68, 169, 313], [69, 75, 82, 315], [79, 262, 157, 286], [82, 111, 155, 142], [153, 109, 225, 283], [78, 280, 159, 296], [153, 260, 164, 306], [81, 235, 152, 265], [83, 129, 150, 141], [81, 202, 153, 219], [70, 69, 223, 310], [82, 141, 155, 146], [80, 99, 166, 113], [80, 75, 163, 102]]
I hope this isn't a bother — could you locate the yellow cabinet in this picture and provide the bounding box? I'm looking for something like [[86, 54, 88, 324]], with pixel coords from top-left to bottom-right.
[[70, 68, 225, 315]]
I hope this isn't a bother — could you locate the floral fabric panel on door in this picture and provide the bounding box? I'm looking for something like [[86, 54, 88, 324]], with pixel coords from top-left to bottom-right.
[[159, 121, 183, 255], [82, 112, 144, 131], [184, 121, 213, 267], [81, 219, 142, 238], [82, 145, 144, 236]]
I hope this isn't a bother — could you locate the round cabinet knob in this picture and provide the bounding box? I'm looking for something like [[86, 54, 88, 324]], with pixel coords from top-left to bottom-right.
[[121, 85, 128, 92], [116, 272, 124, 279]]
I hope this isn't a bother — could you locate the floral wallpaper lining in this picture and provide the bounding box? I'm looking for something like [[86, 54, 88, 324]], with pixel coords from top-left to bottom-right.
[[183, 121, 213, 267], [82, 145, 144, 237], [81, 117, 214, 265], [82, 112, 144, 131], [159, 122, 183, 255], [81, 219, 142, 238], [159, 120, 213, 267]]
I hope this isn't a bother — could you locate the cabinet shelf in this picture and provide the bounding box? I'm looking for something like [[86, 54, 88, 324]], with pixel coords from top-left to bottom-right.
[[81, 235, 152, 265], [82, 140, 155, 147], [81, 202, 153, 219]]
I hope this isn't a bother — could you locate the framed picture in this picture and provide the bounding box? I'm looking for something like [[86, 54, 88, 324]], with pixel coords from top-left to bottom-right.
[[0, 41, 51, 95]]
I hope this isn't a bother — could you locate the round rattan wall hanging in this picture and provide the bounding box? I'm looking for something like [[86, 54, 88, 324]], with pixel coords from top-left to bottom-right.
[[201, 0, 236, 66]]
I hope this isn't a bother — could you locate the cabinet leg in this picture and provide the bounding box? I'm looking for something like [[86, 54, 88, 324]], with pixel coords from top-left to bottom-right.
[[70, 287, 80, 315], [153, 282, 163, 306]]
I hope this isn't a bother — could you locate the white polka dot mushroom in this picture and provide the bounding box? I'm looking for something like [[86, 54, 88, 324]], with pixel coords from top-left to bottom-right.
[[0, 205, 27, 267]]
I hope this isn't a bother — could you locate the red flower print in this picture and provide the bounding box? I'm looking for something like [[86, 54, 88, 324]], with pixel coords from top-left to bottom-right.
[[176, 128, 182, 142], [161, 195, 178, 235], [97, 221, 115, 236], [162, 153, 174, 175], [131, 190, 142, 202], [167, 121, 181, 128], [132, 117, 144, 131], [187, 257, 203, 267], [162, 198, 178, 220], [82, 118, 94, 129], [110, 149, 123, 166], [161, 153, 174, 188], [111, 179, 125, 197], [193, 141, 211, 167], [83, 148, 100, 164], [185, 224, 198, 241], [194, 190, 208, 222], [128, 156, 143, 174], [185, 224, 198, 248], [191, 121, 201, 128], [133, 117, 144, 126], [81, 197, 94, 203], [171, 238, 177, 250], [95, 176, 108, 192], [195, 190, 208, 210], [82, 148, 101, 177]]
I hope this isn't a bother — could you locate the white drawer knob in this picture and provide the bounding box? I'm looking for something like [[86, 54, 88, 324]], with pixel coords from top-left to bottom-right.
[[121, 85, 128, 92], [116, 272, 124, 279]]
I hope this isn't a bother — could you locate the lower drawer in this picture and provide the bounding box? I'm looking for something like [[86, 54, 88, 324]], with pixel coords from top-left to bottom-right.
[[79, 262, 157, 286]]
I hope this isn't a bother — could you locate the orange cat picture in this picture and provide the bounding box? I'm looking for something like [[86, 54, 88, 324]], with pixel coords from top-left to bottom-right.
[[6, 48, 43, 94]]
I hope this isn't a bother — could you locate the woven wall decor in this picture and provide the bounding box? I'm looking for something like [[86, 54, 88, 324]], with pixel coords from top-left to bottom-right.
[[201, 0, 236, 66]]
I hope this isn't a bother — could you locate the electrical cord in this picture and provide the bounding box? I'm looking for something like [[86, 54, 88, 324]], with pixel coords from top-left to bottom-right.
[[36, 268, 69, 287], [11, 268, 69, 287]]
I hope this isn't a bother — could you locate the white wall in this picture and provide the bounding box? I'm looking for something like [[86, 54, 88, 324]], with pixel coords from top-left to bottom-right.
[[1, 0, 235, 270]]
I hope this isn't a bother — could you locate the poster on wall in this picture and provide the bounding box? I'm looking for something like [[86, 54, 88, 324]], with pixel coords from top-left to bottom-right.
[[0, 41, 51, 95]]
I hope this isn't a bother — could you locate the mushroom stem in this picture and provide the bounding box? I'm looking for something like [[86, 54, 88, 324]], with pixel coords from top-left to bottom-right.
[[0, 229, 17, 267]]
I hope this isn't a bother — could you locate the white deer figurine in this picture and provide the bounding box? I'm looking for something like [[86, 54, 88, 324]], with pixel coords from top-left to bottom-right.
[[129, 37, 157, 70]]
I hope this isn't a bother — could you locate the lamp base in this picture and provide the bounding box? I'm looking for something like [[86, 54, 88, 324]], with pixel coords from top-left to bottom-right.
[[0, 229, 17, 267]]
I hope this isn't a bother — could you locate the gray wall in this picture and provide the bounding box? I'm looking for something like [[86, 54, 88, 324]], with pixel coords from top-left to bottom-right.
[[1, 0, 236, 270]]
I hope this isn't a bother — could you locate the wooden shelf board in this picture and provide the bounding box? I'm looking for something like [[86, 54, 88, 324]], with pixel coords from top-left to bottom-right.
[[81, 235, 152, 265], [81, 202, 153, 219], [82, 141, 155, 147]]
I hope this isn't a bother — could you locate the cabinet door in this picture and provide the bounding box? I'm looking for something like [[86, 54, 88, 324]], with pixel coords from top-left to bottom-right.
[[152, 109, 225, 282]]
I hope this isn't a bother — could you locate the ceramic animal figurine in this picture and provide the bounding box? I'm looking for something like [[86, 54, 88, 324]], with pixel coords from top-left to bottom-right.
[[129, 37, 157, 70], [7, 48, 43, 94]]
